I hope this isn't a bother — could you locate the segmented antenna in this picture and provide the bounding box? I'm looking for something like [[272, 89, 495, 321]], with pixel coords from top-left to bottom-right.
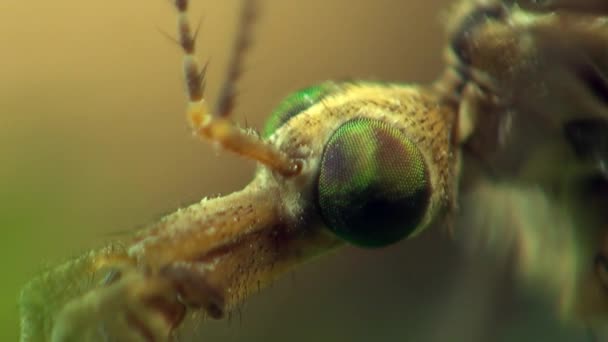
[[215, 0, 257, 117], [173, 0, 301, 176]]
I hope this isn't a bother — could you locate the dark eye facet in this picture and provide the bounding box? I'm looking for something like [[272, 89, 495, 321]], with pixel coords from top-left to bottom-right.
[[317, 118, 430, 247], [263, 82, 337, 138]]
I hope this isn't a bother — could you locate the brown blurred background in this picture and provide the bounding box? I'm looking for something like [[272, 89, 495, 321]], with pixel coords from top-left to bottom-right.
[[0, 0, 591, 340]]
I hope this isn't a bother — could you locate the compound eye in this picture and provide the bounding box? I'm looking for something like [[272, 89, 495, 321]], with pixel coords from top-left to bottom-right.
[[263, 82, 338, 138], [317, 118, 430, 247]]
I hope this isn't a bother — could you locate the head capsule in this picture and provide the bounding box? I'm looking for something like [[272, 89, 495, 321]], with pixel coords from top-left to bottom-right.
[[264, 82, 455, 248]]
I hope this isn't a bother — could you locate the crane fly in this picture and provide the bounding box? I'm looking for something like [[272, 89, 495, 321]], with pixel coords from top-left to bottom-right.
[[18, 0, 608, 340]]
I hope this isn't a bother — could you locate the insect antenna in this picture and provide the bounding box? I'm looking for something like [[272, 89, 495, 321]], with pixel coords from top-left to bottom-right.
[[172, 0, 301, 176], [215, 0, 257, 117]]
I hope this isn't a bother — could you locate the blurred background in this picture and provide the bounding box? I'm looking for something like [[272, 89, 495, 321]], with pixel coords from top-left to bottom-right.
[[0, 0, 591, 340]]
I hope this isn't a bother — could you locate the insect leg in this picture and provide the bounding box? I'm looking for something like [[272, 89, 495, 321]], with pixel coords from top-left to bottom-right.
[[442, 0, 608, 177], [516, 0, 608, 15], [19, 245, 185, 342], [159, 263, 226, 319], [433, 0, 507, 143], [453, 1, 608, 123], [50, 271, 185, 342], [172, 0, 301, 176]]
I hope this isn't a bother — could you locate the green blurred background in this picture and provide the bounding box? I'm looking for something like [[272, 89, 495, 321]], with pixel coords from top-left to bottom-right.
[[0, 0, 592, 340]]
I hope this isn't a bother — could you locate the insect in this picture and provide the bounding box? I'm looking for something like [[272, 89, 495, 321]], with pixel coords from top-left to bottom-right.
[[16, 0, 608, 340]]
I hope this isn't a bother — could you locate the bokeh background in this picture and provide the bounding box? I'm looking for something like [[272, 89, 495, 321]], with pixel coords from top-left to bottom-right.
[[0, 0, 592, 340]]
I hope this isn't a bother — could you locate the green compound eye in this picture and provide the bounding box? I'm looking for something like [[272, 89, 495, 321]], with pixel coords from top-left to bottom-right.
[[317, 118, 430, 247], [263, 82, 337, 138]]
